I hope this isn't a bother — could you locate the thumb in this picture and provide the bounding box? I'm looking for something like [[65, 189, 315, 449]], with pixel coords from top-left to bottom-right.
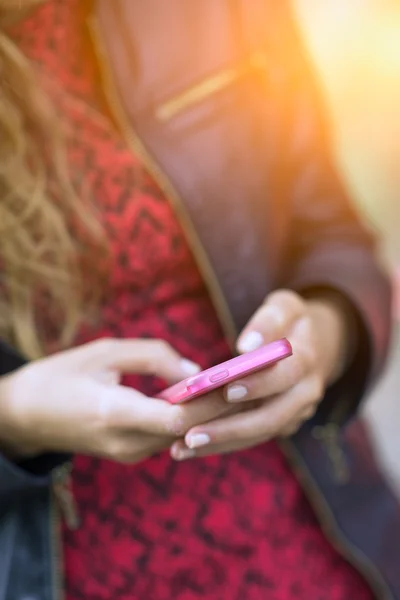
[[237, 290, 305, 353]]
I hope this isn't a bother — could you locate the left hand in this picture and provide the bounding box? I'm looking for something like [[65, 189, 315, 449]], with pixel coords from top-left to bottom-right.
[[171, 289, 354, 460]]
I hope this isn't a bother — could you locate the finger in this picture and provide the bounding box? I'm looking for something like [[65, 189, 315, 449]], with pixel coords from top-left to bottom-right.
[[279, 404, 317, 438], [170, 434, 268, 461], [183, 375, 323, 449], [72, 338, 200, 382], [237, 289, 305, 353], [101, 385, 235, 437], [279, 397, 319, 437], [102, 432, 172, 464], [279, 420, 304, 438], [226, 317, 317, 403]]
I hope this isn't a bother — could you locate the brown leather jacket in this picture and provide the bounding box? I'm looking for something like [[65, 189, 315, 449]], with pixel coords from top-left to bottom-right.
[[0, 2, 398, 600]]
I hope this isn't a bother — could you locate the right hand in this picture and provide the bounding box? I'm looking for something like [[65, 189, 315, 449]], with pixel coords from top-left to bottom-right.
[[0, 338, 231, 463]]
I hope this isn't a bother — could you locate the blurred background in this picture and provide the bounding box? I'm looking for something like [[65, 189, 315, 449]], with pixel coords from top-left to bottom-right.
[[293, 0, 400, 494]]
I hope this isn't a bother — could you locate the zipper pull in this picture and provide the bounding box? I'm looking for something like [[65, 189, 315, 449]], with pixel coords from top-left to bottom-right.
[[52, 463, 80, 531], [313, 424, 350, 485]]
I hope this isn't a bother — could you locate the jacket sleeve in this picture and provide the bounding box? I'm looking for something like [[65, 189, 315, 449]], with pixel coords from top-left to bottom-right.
[[0, 340, 66, 500], [280, 19, 392, 425]]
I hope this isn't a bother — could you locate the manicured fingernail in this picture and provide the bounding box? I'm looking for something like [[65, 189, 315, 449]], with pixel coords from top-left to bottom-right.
[[264, 305, 285, 326], [237, 331, 264, 353], [171, 447, 196, 461], [186, 433, 211, 449], [226, 384, 248, 403], [180, 359, 201, 376]]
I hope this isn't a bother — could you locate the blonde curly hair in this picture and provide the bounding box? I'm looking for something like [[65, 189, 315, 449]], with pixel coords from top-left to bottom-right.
[[0, 1, 106, 358]]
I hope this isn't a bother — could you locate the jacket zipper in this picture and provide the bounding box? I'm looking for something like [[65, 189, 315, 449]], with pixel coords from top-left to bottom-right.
[[49, 490, 64, 600], [50, 462, 79, 600], [312, 423, 351, 484], [88, 12, 393, 600], [156, 53, 267, 121], [52, 462, 80, 530]]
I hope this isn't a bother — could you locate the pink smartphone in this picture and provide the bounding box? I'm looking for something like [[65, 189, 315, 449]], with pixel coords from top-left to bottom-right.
[[157, 338, 292, 404]]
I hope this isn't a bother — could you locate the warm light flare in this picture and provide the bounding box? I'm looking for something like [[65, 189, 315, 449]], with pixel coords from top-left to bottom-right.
[[295, 1, 400, 266]]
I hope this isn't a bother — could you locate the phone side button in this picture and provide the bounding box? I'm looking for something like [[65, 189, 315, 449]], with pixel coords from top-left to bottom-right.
[[209, 369, 229, 383]]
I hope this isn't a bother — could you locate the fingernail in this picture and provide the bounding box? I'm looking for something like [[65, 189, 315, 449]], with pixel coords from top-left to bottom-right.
[[264, 305, 285, 326], [226, 384, 248, 403], [180, 359, 201, 376], [186, 433, 211, 449], [171, 447, 196, 461], [238, 331, 264, 353]]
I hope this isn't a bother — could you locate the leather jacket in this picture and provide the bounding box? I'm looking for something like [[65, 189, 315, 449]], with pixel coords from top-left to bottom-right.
[[1, 2, 399, 599]]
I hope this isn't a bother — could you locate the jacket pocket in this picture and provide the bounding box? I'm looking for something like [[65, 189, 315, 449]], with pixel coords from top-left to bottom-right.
[[156, 52, 268, 121]]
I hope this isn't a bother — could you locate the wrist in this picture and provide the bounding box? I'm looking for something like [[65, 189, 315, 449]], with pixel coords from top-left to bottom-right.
[[0, 375, 19, 457], [306, 294, 356, 384], [0, 373, 38, 460]]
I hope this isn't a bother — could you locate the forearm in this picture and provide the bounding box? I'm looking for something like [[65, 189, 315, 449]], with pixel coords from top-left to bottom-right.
[[305, 291, 358, 385], [0, 341, 30, 457], [0, 373, 33, 460]]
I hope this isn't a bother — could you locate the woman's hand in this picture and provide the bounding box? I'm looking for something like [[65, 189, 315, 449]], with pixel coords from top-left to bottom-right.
[[171, 289, 355, 460], [0, 339, 232, 463]]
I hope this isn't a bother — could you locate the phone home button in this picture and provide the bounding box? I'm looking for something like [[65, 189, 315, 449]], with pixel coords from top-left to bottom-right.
[[209, 369, 229, 383]]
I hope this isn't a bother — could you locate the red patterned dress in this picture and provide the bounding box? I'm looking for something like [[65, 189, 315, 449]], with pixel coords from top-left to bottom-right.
[[12, 2, 374, 599]]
